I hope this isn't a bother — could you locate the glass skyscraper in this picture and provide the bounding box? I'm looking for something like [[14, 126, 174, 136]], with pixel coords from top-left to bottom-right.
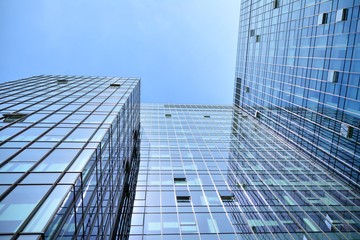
[[0, 75, 140, 239], [235, 0, 360, 189], [1, 1, 360, 239], [130, 104, 236, 239], [130, 104, 360, 239]]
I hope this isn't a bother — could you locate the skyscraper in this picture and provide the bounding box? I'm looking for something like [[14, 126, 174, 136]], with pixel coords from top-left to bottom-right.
[[130, 104, 236, 239], [235, 0, 360, 189], [0, 75, 140, 239], [1, 1, 360, 239], [130, 104, 360, 239]]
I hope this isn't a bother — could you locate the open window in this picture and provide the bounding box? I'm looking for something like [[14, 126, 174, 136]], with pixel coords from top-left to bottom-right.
[[174, 174, 187, 184], [219, 190, 234, 201], [328, 70, 339, 83], [336, 8, 348, 22], [340, 123, 354, 139], [110, 83, 121, 87], [176, 191, 190, 202], [273, 0, 279, 9], [318, 13, 328, 25], [57, 79, 68, 84], [3, 112, 27, 123]]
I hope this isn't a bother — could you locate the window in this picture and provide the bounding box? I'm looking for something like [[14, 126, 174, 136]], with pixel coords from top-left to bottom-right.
[[273, 0, 279, 9], [57, 79, 68, 84], [328, 70, 339, 83], [336, 8, 348, 22], [256, 35, 261, 42], [255, 111, 260, 118], [0, 185, 50, 233], [110, 83, 121, 87], [3, 113, 27, 123], [318, 13, 328, 24], [250, 29, 255, 36], [204, 115, 210, 118], [176, 191, 190, 202], [174, 174, 186, 184], [165, 114, 172, 117], [219, 190, 234, 201], [340, 123, 354, 139], [245, 86, 250, 93]]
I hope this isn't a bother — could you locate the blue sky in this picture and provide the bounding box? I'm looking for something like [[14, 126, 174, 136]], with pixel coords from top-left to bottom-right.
[[0, 1, 239, 104]]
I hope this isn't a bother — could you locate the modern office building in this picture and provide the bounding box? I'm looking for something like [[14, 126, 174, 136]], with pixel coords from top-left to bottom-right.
[[1, 1, 360, 239], [235, 0, 360, 189], [0, 75, 140, 239], [129, 104, 360, 239]]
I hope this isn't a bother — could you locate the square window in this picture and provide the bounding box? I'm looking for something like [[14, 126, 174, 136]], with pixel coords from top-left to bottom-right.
[[340, 123, 354, 138], [336, 9, 348, 22]]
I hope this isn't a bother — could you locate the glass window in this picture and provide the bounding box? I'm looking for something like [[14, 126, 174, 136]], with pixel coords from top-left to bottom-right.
[[0, 173, 22, 184], [144, 214, 161, 234], [64, 128, 96, 142], [42, 114, 67, 123], [196, 213, 218, 233], [39, 128, 72, 141], [34, 149, 80, 172], [22, 173, 61, 184], [68, 149, 95, 172], [23, 185, 71, 232], [0, 149, 18, 165], [0, 127, 25, 141], [84, 114, 107, 123], [12, 128, 48, 141], [162, 214, 179, 234], [0, 185, 50, 233], [12, 149, 49, 162]]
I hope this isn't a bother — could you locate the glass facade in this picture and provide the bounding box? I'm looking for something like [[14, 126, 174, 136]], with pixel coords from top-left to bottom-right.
[[235, 0, 360, 189], [130, 104, 360, 239], [0, 75, 140, 239], [1, 1, 360, 239], [130, 104, 235, 239]]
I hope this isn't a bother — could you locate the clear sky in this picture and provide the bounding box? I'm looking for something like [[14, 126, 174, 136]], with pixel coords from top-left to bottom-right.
[[0, 0, 239, 104]]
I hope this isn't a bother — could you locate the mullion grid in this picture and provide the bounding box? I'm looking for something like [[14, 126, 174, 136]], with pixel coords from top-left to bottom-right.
[[229, 110, 360, 238]]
